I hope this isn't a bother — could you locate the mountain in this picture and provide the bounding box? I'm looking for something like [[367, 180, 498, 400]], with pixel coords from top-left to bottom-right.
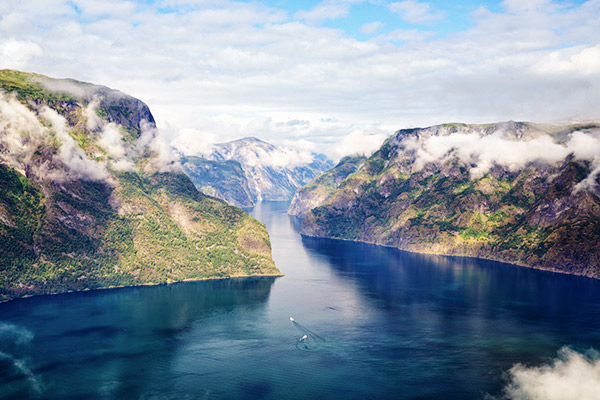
[[182, 137, 333, 208], [0, 70, 279, 301], [288, 154, 366, 217], [182, 157, 255, 208], [301, 121, 600, 279]]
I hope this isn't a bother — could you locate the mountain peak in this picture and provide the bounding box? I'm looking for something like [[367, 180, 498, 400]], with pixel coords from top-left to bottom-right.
[[183, 137, 333, 207]]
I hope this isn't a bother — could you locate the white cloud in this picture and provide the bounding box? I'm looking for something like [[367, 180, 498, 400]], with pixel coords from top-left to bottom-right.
[[249, 146, 314, 169], [71, 0, 137, 19], [295, 4, 350, 23], [294, 0, 364, 23], [0, 0, 598, 161], [171, 127, 218, 157], [403, 125, 600, 191], [501, 347, 600, 400], [137, 120, 181, 173], [389, 0, 443, 24], [375, 28, 433, 42], [84, 98, 102, 131], [0, 91, 48, 176], [360, 21, 384, 35], [39, 106, 110, 181], [333, 130, 388, 161], [0, 91, 109, 181], [199, 134, 317, 170], [533, 44, 600, 76], [0, 39, 42, 69], [98, 123, 136, 171], [501, 0, 559, 13]]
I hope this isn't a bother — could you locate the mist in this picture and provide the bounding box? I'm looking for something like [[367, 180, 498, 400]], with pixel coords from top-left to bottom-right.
[[0, 91, 109, 182], [498, 347, 600, 400], [403, 125, 600, 186], [0, 91, 47, 176], [236, 145, 315, 170], [0, 322, 43, 398], [39, 106, 109, 181], [137, 120, 181, 173], [333, 130, 388, 161]]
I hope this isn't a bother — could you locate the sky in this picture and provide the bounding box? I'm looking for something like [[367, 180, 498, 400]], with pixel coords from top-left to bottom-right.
[[1, 0, 599, 159]]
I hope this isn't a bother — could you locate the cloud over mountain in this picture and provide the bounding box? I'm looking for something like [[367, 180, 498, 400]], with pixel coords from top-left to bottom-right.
[[0, 1, 597, 158]]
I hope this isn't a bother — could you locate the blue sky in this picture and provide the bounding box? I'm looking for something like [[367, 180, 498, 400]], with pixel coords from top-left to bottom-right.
[[1, 0, 599, 158], [279, 0, 497, 40]]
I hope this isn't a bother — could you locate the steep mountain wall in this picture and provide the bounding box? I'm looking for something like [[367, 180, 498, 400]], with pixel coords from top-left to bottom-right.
[[0, 70, 279, 301], [302, 122, 600, 278], [288, 154, 366, 217]]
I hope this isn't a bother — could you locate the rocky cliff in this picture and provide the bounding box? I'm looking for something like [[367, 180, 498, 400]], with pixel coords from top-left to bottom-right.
[[182, 137, 333, 208], [288, 154, 366, 217], [301, 121, 600, 278], [182, 157, 255, 208], [0, 70, 279, 301]]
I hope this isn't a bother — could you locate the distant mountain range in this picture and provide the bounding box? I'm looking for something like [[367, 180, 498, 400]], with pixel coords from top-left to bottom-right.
[[0, 70, 279, 301], [182, 137, 333, 208], [298, 121, 600, 279]]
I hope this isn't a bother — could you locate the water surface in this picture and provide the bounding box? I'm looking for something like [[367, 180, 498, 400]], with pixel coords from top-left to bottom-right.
[[1, 201, 600, 399]]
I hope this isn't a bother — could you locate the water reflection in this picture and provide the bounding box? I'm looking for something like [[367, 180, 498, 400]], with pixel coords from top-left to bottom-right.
[[300, 235, 600, 397], [0, 278, 276, 400], [2, 201, 600, 400], [301, 235, 600, 322]]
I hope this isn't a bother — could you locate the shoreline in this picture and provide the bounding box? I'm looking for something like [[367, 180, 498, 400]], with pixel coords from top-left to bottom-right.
[[300, 232, 600, 281], [0, 272, 285, 304]]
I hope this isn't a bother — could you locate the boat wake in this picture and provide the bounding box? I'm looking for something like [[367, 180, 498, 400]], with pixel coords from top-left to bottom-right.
[[289, 317, 325, 352]]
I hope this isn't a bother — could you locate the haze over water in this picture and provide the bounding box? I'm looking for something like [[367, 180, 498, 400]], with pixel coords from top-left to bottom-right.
[[1, 201, 600, 399]]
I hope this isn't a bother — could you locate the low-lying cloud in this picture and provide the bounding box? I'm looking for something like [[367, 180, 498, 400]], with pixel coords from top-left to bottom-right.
[[0, 92, 47, 175], [498, 347, 600, 400], [0, 91, 108, 182], [0, 322, 43, 398], [136, 120, 181, 173], [84, 99, 179, 173], [0, 89, 182, 181], [39, 106, 110, 181], [333, 130, 388, 161], [404, 125, 600, 186], [217, 141, 316, 170]]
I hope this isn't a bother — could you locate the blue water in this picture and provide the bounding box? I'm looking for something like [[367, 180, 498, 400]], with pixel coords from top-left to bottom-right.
[[2, 201, 600, 399]]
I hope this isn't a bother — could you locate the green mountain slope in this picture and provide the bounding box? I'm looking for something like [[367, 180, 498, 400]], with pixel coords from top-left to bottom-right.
[[288, 154, 366, 217], [301, 122, 600, 278], [0, 70, 279, 301]]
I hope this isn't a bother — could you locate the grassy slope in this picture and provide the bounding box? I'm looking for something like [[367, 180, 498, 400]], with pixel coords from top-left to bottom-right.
[[0, 70, 279, 301]]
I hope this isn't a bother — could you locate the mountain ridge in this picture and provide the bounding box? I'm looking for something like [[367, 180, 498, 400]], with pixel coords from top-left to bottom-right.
[[300, 121, 600, 279], [182, 137, 333, 208], [0, 69, 280, 301]]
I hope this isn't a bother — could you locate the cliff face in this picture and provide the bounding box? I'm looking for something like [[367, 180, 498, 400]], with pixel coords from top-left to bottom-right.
[[0, 70, 279, 301], [288, 154, 366, 217], [182, 137, 333, 208], [182, 157, 255, 208], [301, 122, 600, 278]]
